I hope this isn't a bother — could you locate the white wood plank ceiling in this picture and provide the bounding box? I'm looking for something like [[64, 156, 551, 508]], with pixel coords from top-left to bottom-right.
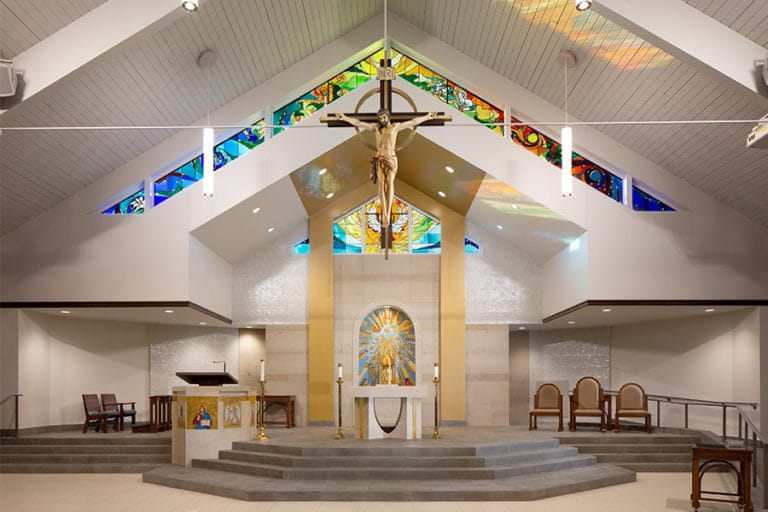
[[1, 0, 767, 237]]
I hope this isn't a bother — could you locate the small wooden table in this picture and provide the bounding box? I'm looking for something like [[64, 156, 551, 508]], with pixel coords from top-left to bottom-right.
[[258, 395, 295, 428], [691, 445, 752, 512]]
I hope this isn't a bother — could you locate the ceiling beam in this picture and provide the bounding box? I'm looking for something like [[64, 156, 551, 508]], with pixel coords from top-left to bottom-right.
[[0, 0, 184, 116], [592, 0, 768, 107]]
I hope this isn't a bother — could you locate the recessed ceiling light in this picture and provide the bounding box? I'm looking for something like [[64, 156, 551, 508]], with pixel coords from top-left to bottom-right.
[[60, 310, 71, 314], [575, 0, 592, 12], [445, 166, 454, 174], [518, 326, 526, 330], [438, 191, 446, 198], [496, 224, 503, 230], [511, 204, 519, 210], [567, 321, 576, 324], [199, 322, 207, 325], [246, 326, 253, 329], [252, 207, 261, 214], [326, 192, 334, 199], [181, 0, 198, 12], [318, 168, 327, 176], [705, 308, 715, 313], [268, 227, 275, 233], [602, 308, 612, 313], [164, 310, 174, 314]]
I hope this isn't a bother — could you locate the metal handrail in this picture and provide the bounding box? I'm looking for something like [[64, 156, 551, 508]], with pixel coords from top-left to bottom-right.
[[0, 393, 22, 437], [604, 389, 757, 440], [737, 405, 765, 504]]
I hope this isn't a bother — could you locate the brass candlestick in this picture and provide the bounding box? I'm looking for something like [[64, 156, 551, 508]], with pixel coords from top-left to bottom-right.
[[255, 380, 268, 441], [432, 376, 441, 439], [334, 377, 345, 440]]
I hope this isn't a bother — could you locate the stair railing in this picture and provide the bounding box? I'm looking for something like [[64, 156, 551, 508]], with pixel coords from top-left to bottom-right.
[[605, 389, 757, 441], [0, 393, 23, 437], [737, 405, 765, 505]]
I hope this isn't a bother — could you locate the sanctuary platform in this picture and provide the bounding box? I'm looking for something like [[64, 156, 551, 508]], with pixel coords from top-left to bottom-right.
[[142, 426, 637, 501]]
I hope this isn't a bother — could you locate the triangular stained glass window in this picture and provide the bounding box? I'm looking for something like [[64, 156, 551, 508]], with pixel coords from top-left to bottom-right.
[[333, 196, 441, 255]]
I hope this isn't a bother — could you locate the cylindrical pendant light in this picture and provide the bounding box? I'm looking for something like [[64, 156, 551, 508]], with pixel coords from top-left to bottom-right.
[[561, 126, 573, 197], [203, 127, 214, 197]]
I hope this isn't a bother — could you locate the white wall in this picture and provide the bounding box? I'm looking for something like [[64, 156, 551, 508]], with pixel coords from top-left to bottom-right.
[[231, 222, 308, 325], [466, 324, 509, 425], [611, 312, 752, 435], [264, 325, 309, 426], [17, 311, 149, 428], [732, 309, 760, 404], [189, 237, 232, 317], [148, 324, 238, 396], [465, 222, 542, 324], [0, 309, 20, 430]]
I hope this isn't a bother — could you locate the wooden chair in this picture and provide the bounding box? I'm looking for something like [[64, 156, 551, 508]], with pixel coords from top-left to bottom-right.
[[82, 394, 118, 433], [528, 383, 563, 431], [100, 393, 136, 431], [614, 382, 652, 433], [569, 376, 607, 432]]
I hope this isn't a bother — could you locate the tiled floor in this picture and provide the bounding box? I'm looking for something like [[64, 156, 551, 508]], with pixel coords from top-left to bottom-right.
[[0, 472, 741, 512]]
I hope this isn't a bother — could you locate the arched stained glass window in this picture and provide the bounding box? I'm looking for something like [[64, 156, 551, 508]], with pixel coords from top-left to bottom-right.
[[334, 196, 441, 255]]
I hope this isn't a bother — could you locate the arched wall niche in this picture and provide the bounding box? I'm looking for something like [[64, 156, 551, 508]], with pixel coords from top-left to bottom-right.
[[350, 300, 423, 387]]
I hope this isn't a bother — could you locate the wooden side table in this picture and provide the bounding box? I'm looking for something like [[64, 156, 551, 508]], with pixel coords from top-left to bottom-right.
[[691, 445, 752, 512]]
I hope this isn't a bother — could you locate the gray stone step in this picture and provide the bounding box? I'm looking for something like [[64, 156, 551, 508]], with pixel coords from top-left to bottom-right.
[[193, 453, 596, 480], [2, 462, 166, 473], [1, 453, 171, 464], [612, 462, 692, 472], [555, 434, 699, 445], [0, 444, 170, 454], [229, 438, 561, 457], [575, 443, 691, 454], [143, 462, 636, 501], [591, 452, 690, 464], [216, 445, 579, 469], [0, 436, 170, 446]]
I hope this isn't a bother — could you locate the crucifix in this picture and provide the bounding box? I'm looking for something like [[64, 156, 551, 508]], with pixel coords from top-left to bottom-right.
[[321, 58, 451, 259]]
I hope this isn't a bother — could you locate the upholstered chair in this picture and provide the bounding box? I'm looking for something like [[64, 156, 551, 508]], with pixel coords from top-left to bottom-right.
[[569, 376, 607, 432], [614, 382, 652, 433], [529, 383, 563, 431]]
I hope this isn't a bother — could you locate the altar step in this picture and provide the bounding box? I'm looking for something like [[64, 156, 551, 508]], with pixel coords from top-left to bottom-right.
[[143, 435, 636, 501], [0, 434, 171, 473], [555, 432, 700, 472]]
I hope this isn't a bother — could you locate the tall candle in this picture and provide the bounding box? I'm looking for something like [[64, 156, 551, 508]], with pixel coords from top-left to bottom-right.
[[338, 363, 343, 380], [260, 359, 265, 382], [434, 363, 439, 380]]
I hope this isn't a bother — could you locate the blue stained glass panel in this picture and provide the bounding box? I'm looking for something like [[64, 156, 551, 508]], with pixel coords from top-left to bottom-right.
[[103, 189, 145, 214], [633, 185, 675, 211], [293, 238, 311, 254], [464, 237, 481, 254], [411, 209, 441, 254]]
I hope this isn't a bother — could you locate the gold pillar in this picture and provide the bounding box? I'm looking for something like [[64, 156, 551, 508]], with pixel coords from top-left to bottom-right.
[[438, 207, 466, 422], [308, 210, 334, 422]]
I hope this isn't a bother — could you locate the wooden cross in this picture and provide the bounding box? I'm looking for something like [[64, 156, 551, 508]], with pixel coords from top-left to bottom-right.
[[322, 58, 449, 129], [321, 58, 451, 255]]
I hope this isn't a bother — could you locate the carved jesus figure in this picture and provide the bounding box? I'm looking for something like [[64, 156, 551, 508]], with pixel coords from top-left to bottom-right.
[[331, 109, 438, 230]]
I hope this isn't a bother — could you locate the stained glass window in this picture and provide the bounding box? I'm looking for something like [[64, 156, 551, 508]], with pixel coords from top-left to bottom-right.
[[103, 188, 145, 215], [633, 185, 674, 211], [293, 237, 311, 254], [153, 120, 266, 206], [358, 306, 416, 386], [106, 45, 674, 217], [392, 49, 504, 136], [464, 237, 481, 254], [509, 114, 623, 203], [334, 196, 441, 255]]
